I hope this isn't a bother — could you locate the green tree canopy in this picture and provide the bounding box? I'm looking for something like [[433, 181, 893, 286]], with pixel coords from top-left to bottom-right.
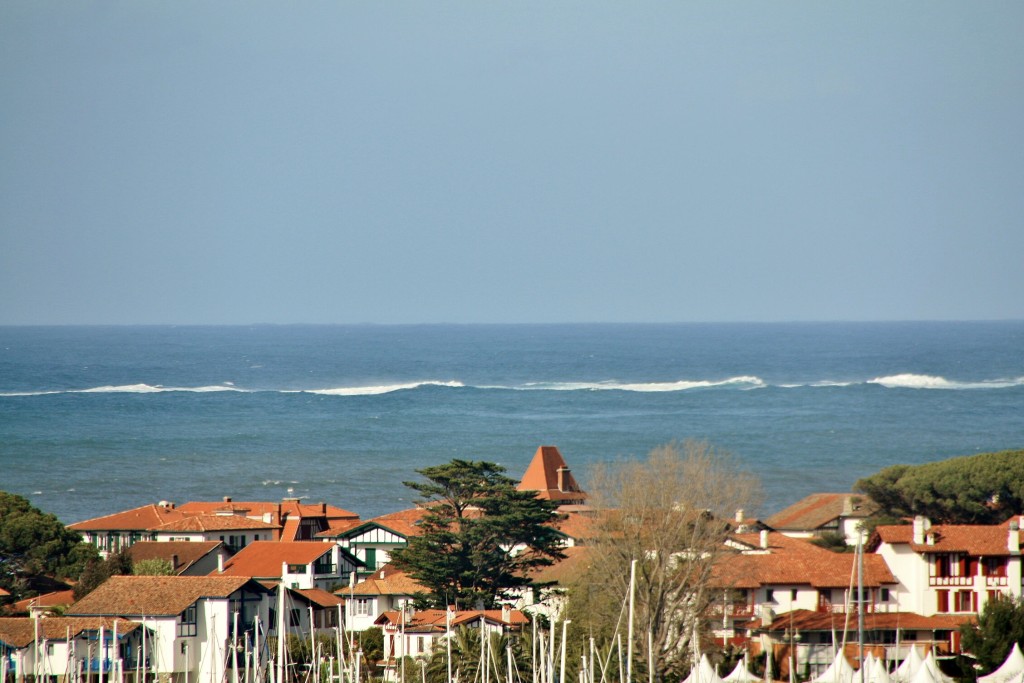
[[389, 459, 565, 610], [855, 450, 1024, 524], [0, 491, 98, 600], [960, 595, 1024, 672]]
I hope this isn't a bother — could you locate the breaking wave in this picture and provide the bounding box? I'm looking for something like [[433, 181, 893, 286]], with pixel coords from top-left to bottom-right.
[[3, 374, 1023, 397], [295, 381, 465, 396], [868, 374, 1024, 390], [513, 376, 766, 392]]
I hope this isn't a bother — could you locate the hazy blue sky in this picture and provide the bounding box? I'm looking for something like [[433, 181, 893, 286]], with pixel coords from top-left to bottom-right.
[[2, 2, 1022, 324]]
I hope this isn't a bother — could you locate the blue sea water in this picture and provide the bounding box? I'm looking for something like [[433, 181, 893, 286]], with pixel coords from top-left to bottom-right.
[[1, 322, 1022, 525]]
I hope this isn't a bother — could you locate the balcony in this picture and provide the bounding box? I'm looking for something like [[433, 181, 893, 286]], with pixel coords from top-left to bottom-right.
[[929, 576, 974, 587]]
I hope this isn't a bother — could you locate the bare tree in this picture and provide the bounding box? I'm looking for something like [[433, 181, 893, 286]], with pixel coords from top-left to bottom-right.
[[563, 440, 762, 681]]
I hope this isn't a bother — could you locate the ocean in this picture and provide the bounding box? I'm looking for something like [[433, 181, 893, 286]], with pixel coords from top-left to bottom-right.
[[1, 322, 1022, 526]]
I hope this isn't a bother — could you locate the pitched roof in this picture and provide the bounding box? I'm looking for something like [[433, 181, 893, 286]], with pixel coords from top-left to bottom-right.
[[68, 503, 189, 531], [177, 500, 358, 521], [0, 617, 142, 648], [344, 565, 426, 597], [325, 508, 428, 541], [763, 609, 970, 633], [293, 588, 344, 608], [126, 541, 223, 573], [518, 446, 587, 503], [153, 515, 280, 533], [713, 532, 897, 590], [12, 589, 75, 613], [765, 493, 878, 531], [218, 541, 334, 578], [874, 519, 1019, 556], [375, 608, 529, 633], [66, 575, 258, 617], [530, 546, 593, 585]]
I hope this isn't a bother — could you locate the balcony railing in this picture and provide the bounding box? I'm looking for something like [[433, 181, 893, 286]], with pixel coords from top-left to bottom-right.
[[929, 576, 974, 587]]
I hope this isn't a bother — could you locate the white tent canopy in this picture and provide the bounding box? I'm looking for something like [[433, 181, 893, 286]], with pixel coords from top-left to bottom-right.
[[724, 659, 760, 683], [908, 651, 954, 683], [980, 644, 1024, 683], [810, 651, 856, 683], [894, 647, 924, 683], [683, 655, 725, 683]]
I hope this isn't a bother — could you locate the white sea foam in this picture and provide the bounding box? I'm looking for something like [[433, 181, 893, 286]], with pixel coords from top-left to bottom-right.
[[303, 380, 465, 396], [516, 376, 766, 392], [869, 374, 1024, 390], [74, 383, 246, 394]]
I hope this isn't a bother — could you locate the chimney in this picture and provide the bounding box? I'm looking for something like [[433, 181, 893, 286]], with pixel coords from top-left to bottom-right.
[[912, 516, 929, 545], [735, 509, 745, 524], [171, 554, 179, 571], [1009, 521, 1021, 555], [760, 530, 769, 549], [557, 466, 568, 492], [322, 502, 327, 515], [223, 496, 232, 503], [501, 604, 511, 623], [217, 554, 224, 573]]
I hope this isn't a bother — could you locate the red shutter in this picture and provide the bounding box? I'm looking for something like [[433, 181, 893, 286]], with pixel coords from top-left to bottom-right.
[[936, 589, 949, 613]]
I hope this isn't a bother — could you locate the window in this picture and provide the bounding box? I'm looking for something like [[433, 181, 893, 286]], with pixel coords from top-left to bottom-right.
[[353, 599, 372, 616], [178, 604, 198, 637], [880, 588, 890, 602], [365, 548, 377, 569], [983, 557, 1008, 578], [290, 609, 301, 627], [955, 590, 975, 613]]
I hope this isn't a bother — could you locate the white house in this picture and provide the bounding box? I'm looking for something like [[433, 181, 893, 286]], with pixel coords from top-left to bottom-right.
[[0, 616, 144, 683], [66, 575, 273, 683], [374, 607, 529, 682], [216, 541, 362, 591]]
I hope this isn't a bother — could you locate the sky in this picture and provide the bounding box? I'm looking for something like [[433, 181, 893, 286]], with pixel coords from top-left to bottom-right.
[[1, 2, 1022, 325]]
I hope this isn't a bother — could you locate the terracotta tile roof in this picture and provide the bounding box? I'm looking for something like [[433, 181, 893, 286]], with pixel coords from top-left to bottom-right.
[[518, 446, 587, 503], [294, 588, 344, 608], [763, 609, 970, 633], [68, 503, 189, 531], [375, 608, 529, 632], [66, 576, 258, 617], [12, 589, 76, 613], [322, 508, 430, 541], [126, 541, 223, 574], [0, 617, 142, 647], [765, 493, 878, 531], [553, 511, 601, 542], [530, 546, 593, 585], [218, 541, 334, 579], [153, 515, 281, 533], [317, 519, 365, 538], [713, 533, 896, 590], [874, 519, 1021, 556], [344, 565, 427, 597], [177, 500, 358, 521]]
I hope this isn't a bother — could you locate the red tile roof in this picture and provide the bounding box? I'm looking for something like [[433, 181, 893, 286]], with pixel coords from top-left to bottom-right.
[[177, 500, 358, 521], [874, 519, 1021, 556], [713, 533, 897, 590], [12, 589, 76, 613], [153, 516, 280, 533], [294, 588, 344, 608], [68, 503, 189, 531], [765, 493, 878, 531], [126, 541, 223, 573], [518, 446, 587, 503], [375, 608, 529, 632], [344, 565, 427, 598], [763, 609, 970, 633], [0, 617, 142, 647], [530, 546, 593, 585], [66, 576, 259, 617], [218, 541, 335, 579]]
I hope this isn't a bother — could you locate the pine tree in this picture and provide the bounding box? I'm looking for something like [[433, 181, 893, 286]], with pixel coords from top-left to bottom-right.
[[390, 459, 565, 609]]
